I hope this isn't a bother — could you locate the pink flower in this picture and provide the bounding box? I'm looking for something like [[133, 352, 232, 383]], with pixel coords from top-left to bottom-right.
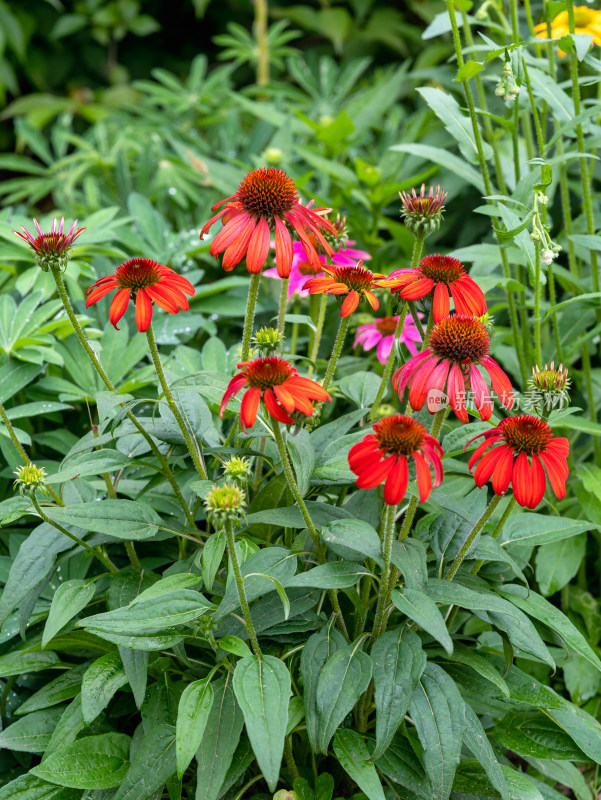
[[354, 314, 422, 364], [264, 240, 372, 300]]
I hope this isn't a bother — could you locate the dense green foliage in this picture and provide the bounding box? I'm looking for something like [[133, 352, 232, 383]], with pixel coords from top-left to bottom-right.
[[1, 1, 601, 799]]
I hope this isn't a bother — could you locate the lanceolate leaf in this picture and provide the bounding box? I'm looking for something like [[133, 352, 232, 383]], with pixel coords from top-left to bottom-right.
[[42, 579, 95, 647], [176, 678, 214, 779], [31, 733, 131, 789], [315, 640, 373, 754], [333, 729, 386, 800], [45, 500, 161, 541], [0, 706, 65, 753], [409, 663, 466, 800], [80, 590, 212, 633], [300, 622, 347, 752], [0, 773, 82, 800], [113, 723, 177, 800], [233, 655, 292, 791], [463, 704, 509, 800], [391, 588, 453, 655], [195, 674, 244, 800], [371, 628, 426, 760], [81, 652, 129, 723], [119, 647, 148, 710]]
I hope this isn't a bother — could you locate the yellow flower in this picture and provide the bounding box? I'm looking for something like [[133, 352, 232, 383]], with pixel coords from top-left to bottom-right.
[[535, 6, 601, 56]]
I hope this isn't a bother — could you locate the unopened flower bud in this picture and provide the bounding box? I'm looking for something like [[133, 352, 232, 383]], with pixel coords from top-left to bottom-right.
[[264, 147, 283, 166], [13, 218, 85, 273], [478, 312, 495, 332], [541, 248, 555, 265], [252, 326, 284, 355], [13, 464, 50, 497], [204, 483, 246, 526], [223, 456, 252, 485], [373, 403, 396, 420], [399, 184, 448, 238], [273, 792, 299, 800], [531, 362, 570, 392], [495, 62, 520, 102]]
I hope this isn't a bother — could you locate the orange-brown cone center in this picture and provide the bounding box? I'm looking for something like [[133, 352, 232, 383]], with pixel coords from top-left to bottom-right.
[[374, 414, 426, 456], [499, 415, 552, 455], [237, 168, 298, 218], [428, 315, 490, 363]]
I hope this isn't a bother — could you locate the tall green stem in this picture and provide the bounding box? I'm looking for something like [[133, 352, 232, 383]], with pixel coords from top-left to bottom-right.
[[0, 401, 63, 506], [307, 294, 327, 378], [31, 495, 117, 574], [254, 0, 270, 86], [224, 519, 261, 657], [271, 422, 348, 639], [534, 241, 543, 366], [370, 303, 409, 421], [50, 267, 196, 527], [370, 503, 397, 645], [277, 278, 289, 336], [322, 314, 350, 392], [471, 497, 517, 574], [445, 493, 504, 580], [146, 324, 207, 481], [241, 273, 262, 362], [445, 0, 528, 386]]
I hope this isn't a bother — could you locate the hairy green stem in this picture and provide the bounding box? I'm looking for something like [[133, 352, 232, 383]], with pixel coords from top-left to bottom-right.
[[277, 278, 289, 336], [32, 494, 118, 574], [271, 422, 349, 639], [241, 272, 262, 362], [445, 493, 504, 580], [322, 314, 350, 392], [471, 497, 517, 574], [0, 401, 64, 506], [224, 519, 261, 657], [370, 503, 397, 645], [307, 294, 327, 378], [146, 324, 207, 481], [254, 0, 270, 86], [50, 267, 196, 527], [370, 302, 409, 421]]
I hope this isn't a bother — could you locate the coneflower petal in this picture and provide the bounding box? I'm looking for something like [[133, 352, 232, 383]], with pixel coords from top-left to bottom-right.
[[109, 289, 131, 330], [383, 456, 409, 505], [135, 289, 153, 332]]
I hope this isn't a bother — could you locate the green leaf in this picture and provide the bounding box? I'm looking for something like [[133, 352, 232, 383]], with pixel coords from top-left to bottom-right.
[[129, 573, 203, 605], [45, 696, 85, 757], [218, 635, 252, 659], [289, 561, 372, 589], [371, 628, 426, 760], [409, 663, 466, 800], [390, 538, 428, 590], [391, 588, 453, 655], [16, 663, 87, 715], [176, 678, 214, 779], [333, 729, 385, 800], [430, 643, 509, 697], [453, 760, 545, 800], [374, 733, 431, 800], [455, 60, 484, 80], [390, 143, 485, 192], [0, 774, 82, 800], [245, 502, 352, 529], [286, 429, 316, 497], [0, 706, 65, 753], [300, 623, 348, 752], [321, 518, 382, 565], [119, 647, 148, 709], [503, 513, 594, 546], [195, 674, 244, 800], [547, 705, 601, 764], [233, 655, 291, 791], [427, 580, 554, 668], [464, 704, 509, 800], [201, 530, 225, 592], [46, 500, 161, 541], [46, 449, 131, 483], [43, 579, 95, 647], [81, 590, 212, 633], [417, 86, 492, 163], [493, 710, 588, 760], [315, 641, 373, 754], [214, 547, 296, 620], [0, 649, 62, 678], [535, 534, 586, 595], [529, 65, 574, 121], [113, 723, 177, 800], [31, 733, 131, 789], [82, 652, 128, 723], [337, 371, 381, 408]]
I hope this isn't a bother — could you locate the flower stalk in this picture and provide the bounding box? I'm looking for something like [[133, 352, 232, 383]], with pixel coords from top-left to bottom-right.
[[224, 518, 261, 657], [146, 324, 208, 481], [445, 493, 504, 580], [241, 272, 262, 361], [322, 314, 349, 393]]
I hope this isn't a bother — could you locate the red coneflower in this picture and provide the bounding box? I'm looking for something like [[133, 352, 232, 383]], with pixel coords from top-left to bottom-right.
[[220, 356, 331, 430], [86, 258, 195, 332], [392, 315, 513, 423], [389, 255, 487, 323], [303, 262, 403, 317], [348, 415, 443, 504], [14, 217, 85, 269], [467, 415, 569, 508], [200, 168, 337, 277]]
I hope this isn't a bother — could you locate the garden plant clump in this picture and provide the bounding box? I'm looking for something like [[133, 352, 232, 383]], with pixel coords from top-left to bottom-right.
[[1, 0, 601, 798]]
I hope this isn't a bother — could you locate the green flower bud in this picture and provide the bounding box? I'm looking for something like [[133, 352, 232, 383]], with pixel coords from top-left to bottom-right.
[[13, 464, 50, 497]]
